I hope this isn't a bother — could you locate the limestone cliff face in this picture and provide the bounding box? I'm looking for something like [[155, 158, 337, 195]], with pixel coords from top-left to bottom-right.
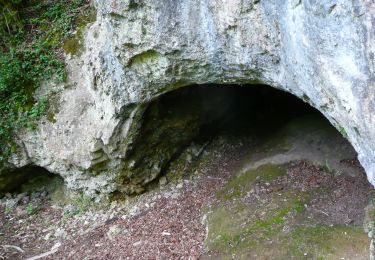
[[3, 0, 374, 196]]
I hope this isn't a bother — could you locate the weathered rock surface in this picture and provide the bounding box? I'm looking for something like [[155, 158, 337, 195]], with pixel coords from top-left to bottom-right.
[[2, 0, 374, 196]]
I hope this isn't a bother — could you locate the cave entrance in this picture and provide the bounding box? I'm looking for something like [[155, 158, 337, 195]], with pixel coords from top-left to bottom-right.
[[0, 165, 63, 197], [127, 83, 360, 191], [126, 83, 374, 258]]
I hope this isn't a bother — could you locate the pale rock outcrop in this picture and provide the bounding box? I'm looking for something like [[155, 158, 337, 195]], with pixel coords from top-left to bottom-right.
[[3, 0, 374, 196]]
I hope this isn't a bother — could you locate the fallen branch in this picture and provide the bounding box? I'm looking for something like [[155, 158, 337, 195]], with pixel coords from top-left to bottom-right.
[[1, 245, 24, 253], [25, 242, 61, 260], [311, 208, 329, 216]]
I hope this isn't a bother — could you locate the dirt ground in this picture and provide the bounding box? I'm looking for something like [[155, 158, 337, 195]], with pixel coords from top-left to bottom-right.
[[0, 138, 245, 260], [1, 115, 374, 259]]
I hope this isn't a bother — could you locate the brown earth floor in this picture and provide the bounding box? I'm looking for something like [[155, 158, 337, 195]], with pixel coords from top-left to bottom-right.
[[1, 115, 374, 259]]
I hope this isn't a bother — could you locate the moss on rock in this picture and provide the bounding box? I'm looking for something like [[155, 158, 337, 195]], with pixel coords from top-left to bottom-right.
[[204, 159, 370, 259], [216, 164, 286, 200], [63, 6, 96, 56]]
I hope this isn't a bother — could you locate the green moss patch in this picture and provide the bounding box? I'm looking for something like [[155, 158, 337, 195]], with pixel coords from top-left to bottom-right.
[[285, 225, 369, 259], [204, 160, 370, 259], [216, 164, 286, 200], [63, 6, 96, 55], [205, 189, 307, 256], [127, 50, 162, 67]]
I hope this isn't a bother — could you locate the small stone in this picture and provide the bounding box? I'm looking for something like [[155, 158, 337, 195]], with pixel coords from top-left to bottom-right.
[[133, 241, 142, 247], [282, 225, 291, 233], [15, 208, 27, 218], [40, 190, 48, 198], [54, 228, 67, 240], [21, 195, 30, 205], [44, 232, 52, 240], [16, 192, 27, 200], [185, 154, 192, 163], [64, 204, 78, 214], [159, 176, 168, 186], [110, 201, 118, 209], [31, 192, 41, 199], [107, 225, 121, 240], [5, 197, 20, 210]]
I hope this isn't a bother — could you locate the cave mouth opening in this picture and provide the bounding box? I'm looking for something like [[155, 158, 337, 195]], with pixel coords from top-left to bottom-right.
[[130, 84, 374, 257], [147, 83, 323, 144], [127, 83, 363, 193], [157, 83, 320, 140], [0, 165, 63, 197]]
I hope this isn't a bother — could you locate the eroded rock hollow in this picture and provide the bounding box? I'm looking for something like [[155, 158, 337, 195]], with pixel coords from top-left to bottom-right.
[[2, 0, 374, 197]]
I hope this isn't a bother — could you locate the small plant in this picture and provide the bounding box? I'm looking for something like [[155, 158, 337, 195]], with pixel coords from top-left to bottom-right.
[[0, 0, 93, 163], [4, 206, 12, 214], [324, 159, 332, 172], [72, 192, 92, 215], [338, 126, 348, 139], [63, 192, 93, 217], [26, 202, 34, 215]]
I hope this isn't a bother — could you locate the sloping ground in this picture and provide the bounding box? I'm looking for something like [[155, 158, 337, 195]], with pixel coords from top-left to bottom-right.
[[203, 115, 374, 259], [204, 161, 371, 259], [0, 115, 374, 259]]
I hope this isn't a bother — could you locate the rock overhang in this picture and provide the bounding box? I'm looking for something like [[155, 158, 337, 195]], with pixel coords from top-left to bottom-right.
[[2, 0, 373, 197]]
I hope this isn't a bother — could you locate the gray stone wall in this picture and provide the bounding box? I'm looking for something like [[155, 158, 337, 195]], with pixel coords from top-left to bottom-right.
[[3, 0, 374, 197]]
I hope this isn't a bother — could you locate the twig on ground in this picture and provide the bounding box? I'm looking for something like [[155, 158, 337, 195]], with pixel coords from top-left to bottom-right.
[[25, 242, 61, 260], [1, 245, 24, 253]]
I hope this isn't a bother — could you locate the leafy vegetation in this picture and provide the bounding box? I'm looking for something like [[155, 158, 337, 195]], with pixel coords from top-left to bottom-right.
[[0, 0, 92, 163], [26, 202, 34, 215], [70, 192, 93, 216]]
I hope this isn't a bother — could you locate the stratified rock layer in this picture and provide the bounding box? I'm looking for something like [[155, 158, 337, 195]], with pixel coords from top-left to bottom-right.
[[3, 0, 374, 196]]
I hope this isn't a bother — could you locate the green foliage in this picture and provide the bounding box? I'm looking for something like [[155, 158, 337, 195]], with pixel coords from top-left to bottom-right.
[[0, 0, 90, 163], [0, 0, 25, 36], [26, 202, 34, 215], [4, 206, 12, 214], [338, 126, 348, 139], [63, 192, 93, 217]]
